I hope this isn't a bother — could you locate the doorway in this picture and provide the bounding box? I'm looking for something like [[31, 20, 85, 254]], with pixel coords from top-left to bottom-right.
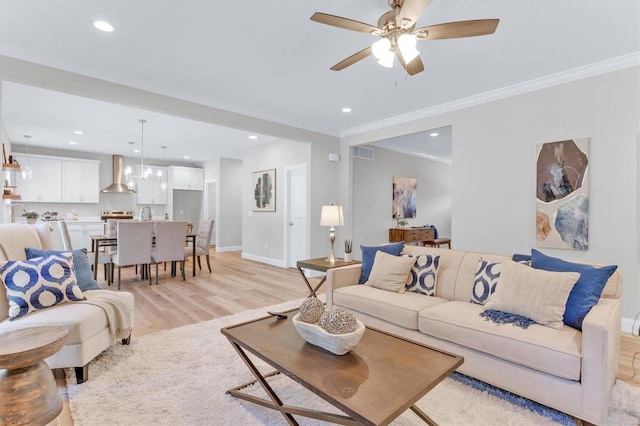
[[204, 180, 217, 246], [285, 164, 308, 268]]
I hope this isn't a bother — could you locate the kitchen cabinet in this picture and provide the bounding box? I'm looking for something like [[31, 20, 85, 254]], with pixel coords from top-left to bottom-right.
[[170, 166, 204, 191], [66, 221, 105, 251], [15, 155, 63, 202], [62, 159, 100, 203], [136, 165, 167, 204]]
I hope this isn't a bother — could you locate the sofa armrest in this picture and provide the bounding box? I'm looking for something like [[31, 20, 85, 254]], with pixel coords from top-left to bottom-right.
[[580, 297, 621, 424], [325, 264, 362, 309]]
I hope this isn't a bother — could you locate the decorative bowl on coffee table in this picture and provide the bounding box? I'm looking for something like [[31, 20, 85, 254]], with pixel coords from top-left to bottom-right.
[[292, 313, 365, 355]]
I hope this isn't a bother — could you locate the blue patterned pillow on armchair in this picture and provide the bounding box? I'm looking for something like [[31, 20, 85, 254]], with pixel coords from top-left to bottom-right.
[[0, 254, 86, 320]]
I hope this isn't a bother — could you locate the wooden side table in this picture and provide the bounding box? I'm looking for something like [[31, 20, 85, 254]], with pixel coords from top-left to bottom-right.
[[296, 257, 361, 297], [0, 326, 68, 426]]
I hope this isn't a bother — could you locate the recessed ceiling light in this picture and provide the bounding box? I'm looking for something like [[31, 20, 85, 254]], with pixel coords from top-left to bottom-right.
[[341, 107, 352, 113], [248, 135, 258, 140], [133, 149, 140, 153], [73, 130, 83, 135], [430, 132, 439, 137], [94, 21, 114, 32], [68, 141, 78, 145], [184, 156, 190, 159]]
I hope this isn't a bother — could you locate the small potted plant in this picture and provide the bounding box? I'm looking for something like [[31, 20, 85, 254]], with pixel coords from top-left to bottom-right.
[[344, 239, 353, 262], [22, 210, 39, 224]]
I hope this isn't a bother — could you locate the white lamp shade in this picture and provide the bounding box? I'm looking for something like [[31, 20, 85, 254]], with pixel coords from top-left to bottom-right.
[[398, 34, 420, 63], [320, 205, 344, 227], [371, 38, 391, 60]]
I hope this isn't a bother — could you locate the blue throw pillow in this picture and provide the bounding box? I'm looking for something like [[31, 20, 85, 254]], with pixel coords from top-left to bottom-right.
[[1, 254, 86, 319], [25, 248, 101, 291], [359, 242, 404, 283], [530, 249, 617, 330]]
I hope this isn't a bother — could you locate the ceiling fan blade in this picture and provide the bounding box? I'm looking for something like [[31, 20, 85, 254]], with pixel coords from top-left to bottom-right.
[[330, 46, 373, 71], [397, 0, 432, 29], [415, 19, 500, 40], [396, 48, 425, 76], [311, 12, 381, 35]]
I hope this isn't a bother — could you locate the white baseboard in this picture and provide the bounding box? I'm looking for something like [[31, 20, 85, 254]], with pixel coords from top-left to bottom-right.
[[622, 317, 639, 335], [215, 245, 242, 253], [241, 252, 287, 268]]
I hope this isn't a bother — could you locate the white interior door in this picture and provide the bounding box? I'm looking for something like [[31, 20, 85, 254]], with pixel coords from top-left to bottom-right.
[[287, 165, 307, 268]]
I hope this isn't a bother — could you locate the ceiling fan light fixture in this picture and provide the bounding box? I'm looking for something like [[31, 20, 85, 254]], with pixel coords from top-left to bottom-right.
[[371, 38, 391, 60], [398, 34, 420, 63], [372, 38, 394, 68]]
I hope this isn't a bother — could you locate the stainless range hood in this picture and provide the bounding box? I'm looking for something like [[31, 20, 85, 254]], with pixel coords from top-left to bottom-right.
[[101, 155, 136, 193]]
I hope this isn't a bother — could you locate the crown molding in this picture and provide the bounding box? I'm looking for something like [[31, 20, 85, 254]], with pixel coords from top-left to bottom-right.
[[340, 53, 640, 138]]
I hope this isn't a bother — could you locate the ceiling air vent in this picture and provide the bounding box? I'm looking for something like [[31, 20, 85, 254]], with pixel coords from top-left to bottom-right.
[[353, 146, 374, 160]]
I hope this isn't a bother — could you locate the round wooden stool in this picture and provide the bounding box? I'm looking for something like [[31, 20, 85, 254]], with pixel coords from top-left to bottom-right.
[[0, 326, 68, 426]]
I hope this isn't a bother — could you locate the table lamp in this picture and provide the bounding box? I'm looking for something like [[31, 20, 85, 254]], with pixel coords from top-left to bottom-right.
[[320, 204, 344, 263]]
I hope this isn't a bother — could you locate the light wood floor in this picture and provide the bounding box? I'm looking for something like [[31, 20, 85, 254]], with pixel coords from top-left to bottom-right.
[[56, 249, 639, 424]]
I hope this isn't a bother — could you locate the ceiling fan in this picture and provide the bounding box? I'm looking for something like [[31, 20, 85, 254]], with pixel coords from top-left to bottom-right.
[[310, 0, 499, 76]]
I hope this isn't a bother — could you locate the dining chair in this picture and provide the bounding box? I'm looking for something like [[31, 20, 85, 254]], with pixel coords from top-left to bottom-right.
[[59, 220, 112, 282], [151, 221, 188, 284], [185, 218, 214, 273], [110, 221, 153, 290]]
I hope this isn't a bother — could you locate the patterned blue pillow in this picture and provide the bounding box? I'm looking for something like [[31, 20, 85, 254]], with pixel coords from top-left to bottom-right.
[[25, 248, 101, 291], [470, 259, 502, 305], [1, 254, 86, 320], [405, 254, 439, 296]]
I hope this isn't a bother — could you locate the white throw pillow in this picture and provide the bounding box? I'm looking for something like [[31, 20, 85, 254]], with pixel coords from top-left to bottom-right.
[[484, 260, 579, 329], [365, 251, 416, 293]]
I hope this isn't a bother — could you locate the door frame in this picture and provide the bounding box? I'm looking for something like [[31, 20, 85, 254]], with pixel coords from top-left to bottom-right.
[[203, 179, 218, 247], [284, 163, 309, 268]]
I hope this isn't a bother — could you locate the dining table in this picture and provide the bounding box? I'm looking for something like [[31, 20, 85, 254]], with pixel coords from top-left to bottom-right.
[[91, 233, 197, 280]]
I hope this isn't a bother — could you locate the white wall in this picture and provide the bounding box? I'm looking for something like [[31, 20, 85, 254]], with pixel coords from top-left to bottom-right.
[[344, 66, 640, 322], [242, 139, 310, 265], [218, 158, 242, 250], [352, 148, 451, 249]]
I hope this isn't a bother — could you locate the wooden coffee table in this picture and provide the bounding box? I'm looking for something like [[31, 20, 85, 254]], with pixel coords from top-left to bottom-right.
[[221, 310, 463, 425]]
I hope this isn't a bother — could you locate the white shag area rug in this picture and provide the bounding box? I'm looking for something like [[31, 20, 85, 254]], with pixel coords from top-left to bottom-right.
[[67, 298, 640, 426]]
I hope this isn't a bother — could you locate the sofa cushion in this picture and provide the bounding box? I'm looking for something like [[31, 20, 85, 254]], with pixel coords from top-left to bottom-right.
[[470, 259, 501, 305], [365, 251, 415, 293], [531, 249, 618, 330], [419, 301, 583, 381], [25, 248, 101, 292], [0, 301, 109, 345], [405, 254, 440, 296], [1, 254, 86, 320], [484, 261, 579, 330], [334, 285, 448, 330], [359, 242, 404, 283]]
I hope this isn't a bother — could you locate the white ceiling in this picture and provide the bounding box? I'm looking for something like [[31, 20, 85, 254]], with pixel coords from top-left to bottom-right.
[[0, 0, 638, 163]]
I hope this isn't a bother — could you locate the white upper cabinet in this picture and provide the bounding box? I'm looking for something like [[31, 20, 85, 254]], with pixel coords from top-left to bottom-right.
[[136, 165, 167, 204], [62, 159, 100, 203], [15, 154, 63, 202], [170, 166, 204, 191]]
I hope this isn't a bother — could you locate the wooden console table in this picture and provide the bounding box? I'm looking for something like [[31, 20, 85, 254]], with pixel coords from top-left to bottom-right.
[[389, 227, 435, 245]]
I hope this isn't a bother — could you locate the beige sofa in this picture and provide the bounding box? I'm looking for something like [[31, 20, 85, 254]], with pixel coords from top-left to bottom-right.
[[0, 223, 134, 383], [326, 245, 622, 425]]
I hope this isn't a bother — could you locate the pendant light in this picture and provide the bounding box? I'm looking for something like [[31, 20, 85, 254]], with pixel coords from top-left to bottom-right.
[[160, 146, 168, 191], [138, 119, 152, 181], [21, 135, 33, 180]]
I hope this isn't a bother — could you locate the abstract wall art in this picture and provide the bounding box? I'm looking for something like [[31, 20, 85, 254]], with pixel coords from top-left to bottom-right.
[[392, 176, 417, 219], [536, 138, 589, 250], [253, 169, 276, 212]]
